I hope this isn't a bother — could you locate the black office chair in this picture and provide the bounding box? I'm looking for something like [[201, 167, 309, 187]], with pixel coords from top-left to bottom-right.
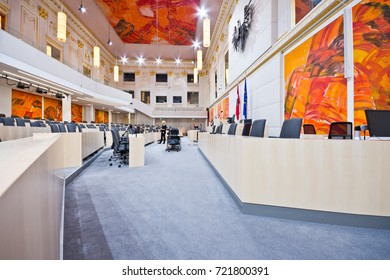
[[227, 123, 237, 135], [166, 128, 181, 152], [15, 118, 26, 127], [50, 124, 60, 133], [249, 119, 266, 137], [30, 121, 40, 127], [109, 129, 128, 167], [3, 117, 15, 126], [328, 122, 353, 139], [303, 124, 316, 134], [280, 118, 302, 138], [66, 123, 77, 132], [58, 123, 67, 132], [242, 123, 252, 136], [271, 118, 302, 139], [216, 124, 223, 134]]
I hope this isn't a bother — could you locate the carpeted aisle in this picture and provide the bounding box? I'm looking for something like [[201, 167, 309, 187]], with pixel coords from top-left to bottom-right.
[[63, 137, 390, 260]]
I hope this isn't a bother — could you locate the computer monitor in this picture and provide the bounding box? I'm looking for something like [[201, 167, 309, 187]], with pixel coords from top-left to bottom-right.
[[365, 110, 390, 137]]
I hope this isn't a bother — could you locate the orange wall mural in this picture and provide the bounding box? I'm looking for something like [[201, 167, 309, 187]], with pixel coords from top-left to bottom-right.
[[96, 0, 199, 45], [295, 0, 323, 24], [11, 90, 42, 119], [95, 109, 108, 123], [352, 0, 390, 127], [44, 97, 62, 121], [284, 16, 346, 134], [71, 103, 82, 123], [209, 97, 229, 125]]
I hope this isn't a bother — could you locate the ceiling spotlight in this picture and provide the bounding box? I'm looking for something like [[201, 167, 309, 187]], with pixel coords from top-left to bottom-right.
[[191, 60, 195, 64], [156, 57, 162, 65], [36, 87, 47, 94], [16, 81, 30, 89], [79, 1, 86, 13], [107, 39, 112, 45], [175, 58, 181, 64]]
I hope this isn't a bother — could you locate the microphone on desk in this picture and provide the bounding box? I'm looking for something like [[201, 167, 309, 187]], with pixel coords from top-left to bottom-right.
[[355, 125, 369, 140]]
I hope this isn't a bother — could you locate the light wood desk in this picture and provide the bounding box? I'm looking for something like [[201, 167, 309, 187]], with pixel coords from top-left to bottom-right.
[[199, 133, 390, 227], [0, 134, 64, 259], [129, 135, 145, 167], [188, 130, 199, 145]]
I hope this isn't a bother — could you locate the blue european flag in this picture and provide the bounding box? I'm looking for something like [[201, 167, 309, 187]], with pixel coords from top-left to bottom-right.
[[243, 79, 247, 119]]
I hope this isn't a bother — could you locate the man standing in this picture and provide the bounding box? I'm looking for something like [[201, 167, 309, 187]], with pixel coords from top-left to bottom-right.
[[159, 120, 167, 144]]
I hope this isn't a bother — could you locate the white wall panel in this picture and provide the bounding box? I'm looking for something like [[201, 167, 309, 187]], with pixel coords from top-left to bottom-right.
[[0, 85, 11, 116]]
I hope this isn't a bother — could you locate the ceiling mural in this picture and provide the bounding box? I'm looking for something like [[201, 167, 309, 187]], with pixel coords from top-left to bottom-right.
[[96, 0, 200, 45]]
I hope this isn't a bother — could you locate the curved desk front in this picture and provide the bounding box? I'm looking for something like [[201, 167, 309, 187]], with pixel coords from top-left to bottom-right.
[[198, 133, 390, 228]]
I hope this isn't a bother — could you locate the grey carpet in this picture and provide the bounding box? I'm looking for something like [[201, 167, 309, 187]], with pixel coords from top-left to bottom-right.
[[63, 138, 390, 260]]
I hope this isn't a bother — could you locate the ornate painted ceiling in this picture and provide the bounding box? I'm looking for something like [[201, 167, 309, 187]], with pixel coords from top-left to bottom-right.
[[96, 0, 200, 45]]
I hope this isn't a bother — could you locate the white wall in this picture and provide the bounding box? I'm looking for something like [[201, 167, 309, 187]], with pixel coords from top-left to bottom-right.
[[229, 0, 277, 82], [0, 85, 11, 116]]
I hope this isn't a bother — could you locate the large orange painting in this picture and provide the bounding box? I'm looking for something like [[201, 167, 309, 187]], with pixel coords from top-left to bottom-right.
[[11, 90, 42, 119], [44, 97, 62, 121], [295, 0, 323, 24], [95, 109, 108, 123], [96, 0, 199, 45], [284, 16, 346, 134], [352, 0, 390, 127], [71, 103, 82, 123]]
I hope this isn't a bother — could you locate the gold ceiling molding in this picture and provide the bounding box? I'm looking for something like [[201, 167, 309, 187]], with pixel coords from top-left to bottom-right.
[[38, 5, 48, 20], [168, 71, 173, 76], [199, 72, 205, 77], [150, 71, 156, 76], [135, 70, 141, 76], [77, 40, 84, 49], [220, 33, 225, 42], [181, 71, 187, 76], [215, 45, 219, 52], [109, 67, 113, 74], [101, 60, 105, 67], [119, 70, 123, 75]]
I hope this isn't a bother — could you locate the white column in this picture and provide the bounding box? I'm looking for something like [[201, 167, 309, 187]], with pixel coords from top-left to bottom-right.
[[62, 95, 71, 122], [108, 110, 112, 127], [84, 104, 94, 123]]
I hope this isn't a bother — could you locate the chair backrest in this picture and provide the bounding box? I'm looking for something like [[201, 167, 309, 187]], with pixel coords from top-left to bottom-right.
[[0, 113, 6, 118], [66, 123, 77, 132], [50, 124, 59, 133], [15, 118, 26, 127], [38, 121, 46, 127], [328, 122, 353, 139], [303, 124, 316, 134], [216, 124, 223, 134], [249, 119, 266, 137], [227, 123, 237, 135], [280, 118, 302, 139], [3, 117, 15, 126], [86, 124, 96, 128], [170, 128, 179, 135], [242, 123, 252, 136], [111, 129, 120, 151], [58, 123, 67, 132], [30, 121, 40, 127], [99, 126, 105, 131], [79, 123, 86, 128]]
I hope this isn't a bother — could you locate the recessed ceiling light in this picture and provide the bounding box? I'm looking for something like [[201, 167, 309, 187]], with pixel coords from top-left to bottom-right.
[[107, 39, 112, 46], [156, 57, 162, 65], [197, 7, 207, 18], [120, 56, 128, 64], [137, 56, 145, 64], [192, 40, 200, 49], [175, 58, 181, 64]]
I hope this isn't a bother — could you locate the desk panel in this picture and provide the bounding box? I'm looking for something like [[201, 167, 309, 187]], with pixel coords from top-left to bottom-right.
[[199, 133, 390, 217]]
